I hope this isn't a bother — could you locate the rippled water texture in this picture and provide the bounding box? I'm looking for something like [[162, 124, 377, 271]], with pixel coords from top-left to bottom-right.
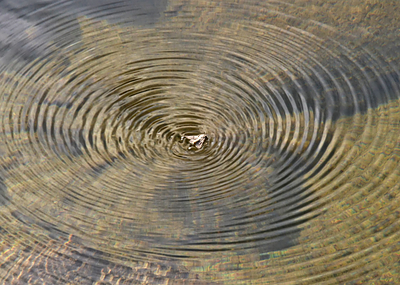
[[0, 0, 399, 284]]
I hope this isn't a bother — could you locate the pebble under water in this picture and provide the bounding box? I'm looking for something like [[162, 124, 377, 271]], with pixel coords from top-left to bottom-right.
[[0, 0, 399, 284]]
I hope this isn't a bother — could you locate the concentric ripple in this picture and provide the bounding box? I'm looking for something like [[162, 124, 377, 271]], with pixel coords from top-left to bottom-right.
[[0, 0, 399, 284]]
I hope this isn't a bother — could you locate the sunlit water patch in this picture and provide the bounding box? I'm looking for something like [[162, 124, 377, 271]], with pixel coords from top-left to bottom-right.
[[0, 0, 399, 284]]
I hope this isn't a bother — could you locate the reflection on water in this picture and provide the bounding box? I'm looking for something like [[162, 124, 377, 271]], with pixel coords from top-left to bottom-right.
[[0, 0, 399, 284]]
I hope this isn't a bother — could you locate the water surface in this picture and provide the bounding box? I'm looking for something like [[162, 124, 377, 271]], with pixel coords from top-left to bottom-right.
[[0, 0, 399, 284]]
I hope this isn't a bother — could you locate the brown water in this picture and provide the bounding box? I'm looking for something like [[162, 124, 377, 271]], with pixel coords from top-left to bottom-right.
[[0, 0, 399, 284]]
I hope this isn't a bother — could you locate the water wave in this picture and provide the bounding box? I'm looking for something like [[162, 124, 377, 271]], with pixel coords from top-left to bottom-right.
[[0, 0, 399, 284]]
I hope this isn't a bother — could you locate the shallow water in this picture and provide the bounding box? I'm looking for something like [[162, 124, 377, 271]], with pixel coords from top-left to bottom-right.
[[0, 0, 399, 284]]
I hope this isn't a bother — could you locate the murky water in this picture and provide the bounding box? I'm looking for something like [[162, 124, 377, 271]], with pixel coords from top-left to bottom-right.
[[0, 0, 399, 284]]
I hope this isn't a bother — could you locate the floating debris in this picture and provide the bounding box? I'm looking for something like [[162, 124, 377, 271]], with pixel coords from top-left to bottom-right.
[[183, 134, 208, 149]]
